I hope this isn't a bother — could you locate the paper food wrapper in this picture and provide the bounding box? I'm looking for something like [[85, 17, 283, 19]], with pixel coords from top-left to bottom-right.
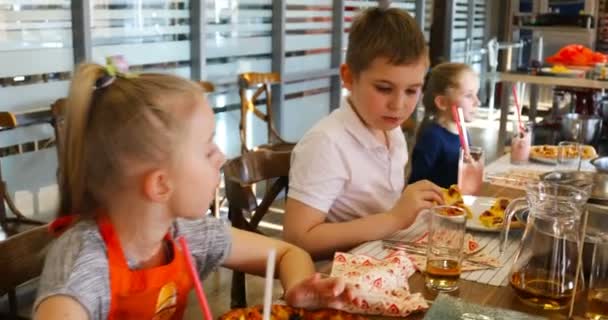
[[331, 252, 428, 317]]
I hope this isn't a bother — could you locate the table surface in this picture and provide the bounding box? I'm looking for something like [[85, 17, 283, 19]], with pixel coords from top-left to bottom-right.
[[348, 183, 590, 319]]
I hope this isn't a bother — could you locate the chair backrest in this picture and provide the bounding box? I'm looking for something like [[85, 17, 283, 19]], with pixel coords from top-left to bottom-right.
[[223, 149, 291, 233], [0, 112, 18, 129], [0, 224, 52, 295], [237, 72, 284, 153], [199, 81, 216, 94]]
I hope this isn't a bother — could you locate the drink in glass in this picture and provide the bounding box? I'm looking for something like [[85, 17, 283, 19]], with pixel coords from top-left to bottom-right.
[[425, 206, 467, 292], [458, 146, 485, 195], [511, 122, 533, 164]]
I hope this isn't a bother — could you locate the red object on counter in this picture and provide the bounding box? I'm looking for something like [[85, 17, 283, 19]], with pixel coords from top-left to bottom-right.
[[546, 44, 607, 66]]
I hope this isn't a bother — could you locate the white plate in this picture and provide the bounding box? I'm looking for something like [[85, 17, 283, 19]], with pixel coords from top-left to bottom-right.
[[540, 67, 585, 78], [462, 196, 522, 232]]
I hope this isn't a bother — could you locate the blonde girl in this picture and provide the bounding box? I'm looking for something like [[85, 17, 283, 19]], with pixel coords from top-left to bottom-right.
[[34, 63, 351, 320], [409, 63, 480, 188]]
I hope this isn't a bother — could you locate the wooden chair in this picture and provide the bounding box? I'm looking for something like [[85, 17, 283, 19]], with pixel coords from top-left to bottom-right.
[[0, 224, 52, 319], [195, 81, 225, 219], [199, 81, 216, 94], [238, 72, 295, 154], [50, 98, 66, 157], [223, 149, 291, 308], [0, 112, 45, 227]]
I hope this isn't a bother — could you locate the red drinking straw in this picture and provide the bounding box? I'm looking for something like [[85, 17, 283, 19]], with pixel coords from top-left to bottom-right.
[[178, 237, 213, 320], [451, 105, 469, 155], [511, 84, 525, 134]]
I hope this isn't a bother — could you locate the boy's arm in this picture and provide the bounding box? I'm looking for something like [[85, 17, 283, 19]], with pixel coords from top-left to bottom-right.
[[284, 179, 444, 260], [283, 198, 402, 260]]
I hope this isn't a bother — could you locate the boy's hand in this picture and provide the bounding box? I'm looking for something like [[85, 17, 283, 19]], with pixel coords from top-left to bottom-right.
[[284, 273, 353, 310], [390, 180, 444, 228]]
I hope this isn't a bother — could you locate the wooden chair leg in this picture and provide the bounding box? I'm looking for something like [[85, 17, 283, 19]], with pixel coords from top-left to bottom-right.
[[8, 288, 19, 318], [230, 271, 247, 309]]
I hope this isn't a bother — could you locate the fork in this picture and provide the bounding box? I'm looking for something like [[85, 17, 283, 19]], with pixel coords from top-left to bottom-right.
[[382, 241, 497, 268], [383, 239, 490, 256]]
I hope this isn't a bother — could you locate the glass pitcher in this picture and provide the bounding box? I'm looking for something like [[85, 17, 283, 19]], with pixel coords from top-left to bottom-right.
[[500, 182, 590, 310]]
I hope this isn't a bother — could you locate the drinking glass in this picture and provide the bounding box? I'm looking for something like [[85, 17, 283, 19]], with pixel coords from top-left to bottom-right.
[[425, 206, 467, 292], [511, 122, 533, 164], [458, 146, 485, 195]]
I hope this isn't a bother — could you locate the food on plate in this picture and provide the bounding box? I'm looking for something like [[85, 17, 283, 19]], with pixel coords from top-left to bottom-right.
[[530, 144, 597, 160], [550, 64, 570, 73], [581, 145, 598, 159], [530, 145, 558, 159], [477, 198, 522, 229], [219, 304, 368, 320], [438, 185, 473, 219]]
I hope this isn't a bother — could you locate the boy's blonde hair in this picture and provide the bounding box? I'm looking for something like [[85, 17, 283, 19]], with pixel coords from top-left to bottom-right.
[[59, 63, 204, 216], [346, 7, 428, 75]]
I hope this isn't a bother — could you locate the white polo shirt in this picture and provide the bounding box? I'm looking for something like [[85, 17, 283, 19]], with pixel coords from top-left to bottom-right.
[[289, 98, 408, 222]]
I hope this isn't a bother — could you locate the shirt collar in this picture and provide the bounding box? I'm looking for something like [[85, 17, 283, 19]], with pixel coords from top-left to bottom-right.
[[339, 97, 403, 151]]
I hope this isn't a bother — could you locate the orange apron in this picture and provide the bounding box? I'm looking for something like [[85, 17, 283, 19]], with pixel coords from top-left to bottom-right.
[[97, 215, 193, 320]]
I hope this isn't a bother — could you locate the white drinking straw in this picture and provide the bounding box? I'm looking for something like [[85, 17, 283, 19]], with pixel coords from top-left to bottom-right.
[[262, 249, 277, 320]]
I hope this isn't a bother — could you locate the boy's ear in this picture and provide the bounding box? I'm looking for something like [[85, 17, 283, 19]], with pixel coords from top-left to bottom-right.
[[340, 63, 354, 91], [142, 169, 172, 203], [434, 95, 449, 111]]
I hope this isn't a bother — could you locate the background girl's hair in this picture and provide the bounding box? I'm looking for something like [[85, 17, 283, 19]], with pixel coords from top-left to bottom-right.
[[416, 63, 473, 141], [58, 63, 204, 216]]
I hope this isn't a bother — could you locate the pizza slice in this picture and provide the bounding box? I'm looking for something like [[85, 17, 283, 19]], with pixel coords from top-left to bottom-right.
[[477, 198, 523, 229], [219, 305, 368, 320], [479, 210, 504, 228], [437, 185, 472, 219], [531, 145, 558, 159], [581, 145, 598, 159], [442, 185, 464, 204]]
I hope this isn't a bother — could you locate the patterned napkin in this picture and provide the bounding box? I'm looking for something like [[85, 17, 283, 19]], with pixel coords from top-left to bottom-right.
[[331, 252, 429, 317]]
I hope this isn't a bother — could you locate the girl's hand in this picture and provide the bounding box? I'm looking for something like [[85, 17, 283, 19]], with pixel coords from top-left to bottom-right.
[[284, 273, 353, 310]]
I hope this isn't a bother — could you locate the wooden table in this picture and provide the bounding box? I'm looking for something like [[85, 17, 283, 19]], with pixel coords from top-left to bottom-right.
[[346, 183, 590, 319]]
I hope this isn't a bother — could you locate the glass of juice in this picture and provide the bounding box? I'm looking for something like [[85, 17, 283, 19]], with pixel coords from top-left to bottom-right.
[[458, 146, 485, 195], [587, 239, 608, 320], [425, 206, 467, 292], [511, 122, 533, 164]]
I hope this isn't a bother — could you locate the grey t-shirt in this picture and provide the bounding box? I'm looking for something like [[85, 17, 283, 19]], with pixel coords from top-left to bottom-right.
[[34, 217, 232, 320]]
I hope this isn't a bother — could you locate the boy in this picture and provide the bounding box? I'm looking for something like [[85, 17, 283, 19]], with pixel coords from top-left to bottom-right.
[[283, 7, 443, 260]]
